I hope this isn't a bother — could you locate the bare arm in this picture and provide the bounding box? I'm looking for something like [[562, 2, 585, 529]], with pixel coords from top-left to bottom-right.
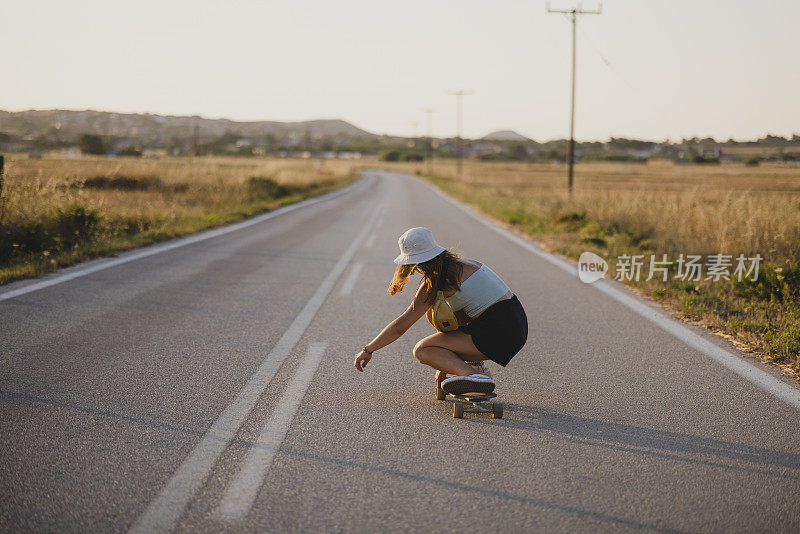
[[354, 283, 432, 371]]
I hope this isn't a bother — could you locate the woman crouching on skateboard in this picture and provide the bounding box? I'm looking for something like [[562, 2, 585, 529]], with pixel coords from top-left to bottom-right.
[[354, 227, 528, 395]]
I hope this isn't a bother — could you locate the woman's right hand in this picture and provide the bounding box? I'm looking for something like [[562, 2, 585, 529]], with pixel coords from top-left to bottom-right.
[[435, 370, 448, 390], [354, 350, 372, 372]]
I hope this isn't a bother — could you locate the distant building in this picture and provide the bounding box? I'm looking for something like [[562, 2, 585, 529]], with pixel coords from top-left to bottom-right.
[[0, 135, 35, 152], [622, 144, 662, 159], [697, 144, 721, 159], [468, 141, 502, 160]]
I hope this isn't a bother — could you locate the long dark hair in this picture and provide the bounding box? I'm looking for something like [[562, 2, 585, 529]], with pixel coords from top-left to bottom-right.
[[387, 250, 463, 304]]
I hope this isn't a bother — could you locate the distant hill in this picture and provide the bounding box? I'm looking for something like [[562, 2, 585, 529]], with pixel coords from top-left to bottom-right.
[[482, 130, 531, 142], [0, 109, 376, 142]]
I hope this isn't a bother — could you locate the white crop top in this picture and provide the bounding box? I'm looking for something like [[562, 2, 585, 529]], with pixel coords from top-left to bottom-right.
[[445, 264, 511, 318]]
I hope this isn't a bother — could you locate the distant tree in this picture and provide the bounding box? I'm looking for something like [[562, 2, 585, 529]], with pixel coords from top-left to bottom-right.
[[236, 145, 255, 157], [118, 145, 143, 157], [79, 134, 105, 155], [506, 141, 528, 161], [318, 136, 335, 152], [379, 149, 422, 162], [167, 136, 187, 155], [606, 137, 654, 151], [578, 141, 604, 151], [212, 132, 239, 152], [762, 134, 788, 145], [263, 133, 277, 151], [380, 150, 401, 162], [691, 153, 719, 164], [532, 149, 564, 163]]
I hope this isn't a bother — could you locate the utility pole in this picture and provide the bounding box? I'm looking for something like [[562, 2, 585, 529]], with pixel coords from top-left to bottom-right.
[[446, 90, 472, 178], [192, 120, 200, 156], [0, 154, 4, 201], [0, 154, 4, 224], [419, 108, 437, 175], [547, 2, 601, 195], [305, 125, 313, 166], [410, 121, 419, 144], [410, 120, 420, 162]]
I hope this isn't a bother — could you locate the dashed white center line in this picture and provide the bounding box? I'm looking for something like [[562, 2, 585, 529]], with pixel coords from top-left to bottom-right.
[[215, 342, 327, 521], [128, 207, 380, 534], [339, 261, 364, 296]]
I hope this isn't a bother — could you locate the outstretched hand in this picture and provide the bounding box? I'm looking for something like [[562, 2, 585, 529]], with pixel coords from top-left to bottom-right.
[[354, 350, 372, 372]]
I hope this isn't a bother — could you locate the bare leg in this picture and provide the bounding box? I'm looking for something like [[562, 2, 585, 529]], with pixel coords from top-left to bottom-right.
[[416, 346, 476, 375], [413, 330, 489, 376]]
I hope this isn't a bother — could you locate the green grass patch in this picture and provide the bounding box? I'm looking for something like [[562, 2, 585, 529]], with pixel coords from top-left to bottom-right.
[[0, 173, 357, 286]]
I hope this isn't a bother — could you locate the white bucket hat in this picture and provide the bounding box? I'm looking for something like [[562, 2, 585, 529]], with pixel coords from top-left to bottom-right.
[[393, 227, 446, 265]]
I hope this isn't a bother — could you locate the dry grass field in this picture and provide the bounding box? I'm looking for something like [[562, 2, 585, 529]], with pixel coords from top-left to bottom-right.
[[381, 160, 800, 376], [0, 155, 362, 284]]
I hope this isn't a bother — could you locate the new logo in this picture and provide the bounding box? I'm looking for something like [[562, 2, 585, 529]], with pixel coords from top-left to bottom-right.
[[578, 251, 608, 283]]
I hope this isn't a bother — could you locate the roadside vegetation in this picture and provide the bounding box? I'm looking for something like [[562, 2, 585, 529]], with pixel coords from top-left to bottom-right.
[[382, 160, 800, 377], [0, 156, 361, 285]]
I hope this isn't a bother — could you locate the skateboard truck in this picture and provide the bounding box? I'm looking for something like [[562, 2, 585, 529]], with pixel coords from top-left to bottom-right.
[[436, 383, 503, 419]]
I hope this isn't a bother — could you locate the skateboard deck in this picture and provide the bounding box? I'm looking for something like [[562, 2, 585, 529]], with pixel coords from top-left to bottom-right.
[[436, 382, 503, 419]]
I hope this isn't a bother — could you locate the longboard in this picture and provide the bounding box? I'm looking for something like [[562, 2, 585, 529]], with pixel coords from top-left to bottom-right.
[[436, 383, 503, 419]]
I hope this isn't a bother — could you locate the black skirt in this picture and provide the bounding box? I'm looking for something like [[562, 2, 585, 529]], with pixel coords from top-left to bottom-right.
[[458, 294, 528, 367]]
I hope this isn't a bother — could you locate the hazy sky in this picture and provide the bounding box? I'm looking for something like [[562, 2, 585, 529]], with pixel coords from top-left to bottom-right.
[[2, 0, 798, 141]]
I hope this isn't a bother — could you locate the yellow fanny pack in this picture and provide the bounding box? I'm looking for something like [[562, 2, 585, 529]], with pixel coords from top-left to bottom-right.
[[432, 291, 458, 332], [432, 258, 458, 332]]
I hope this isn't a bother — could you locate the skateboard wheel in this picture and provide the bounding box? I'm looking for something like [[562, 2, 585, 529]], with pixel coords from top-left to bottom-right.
[[453, 402, 464, 418], [492, 402, 503, 419], [436, 386, 446, 401]]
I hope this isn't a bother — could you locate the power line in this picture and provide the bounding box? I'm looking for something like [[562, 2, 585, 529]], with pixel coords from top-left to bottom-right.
[[575, 22, 681, 139], [445, 90, 473, 178], [574, 20, 640, 97], [547, 2, 602, 195]]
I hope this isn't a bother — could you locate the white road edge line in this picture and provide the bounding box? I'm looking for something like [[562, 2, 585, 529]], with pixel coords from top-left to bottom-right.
[[339, 261, 364, 296], [128, 206, 380, 534], [416, 174, 800, 412], [364, 232, 377, 248], [0, 175, 370, 303], [215, 342, 327, 521]]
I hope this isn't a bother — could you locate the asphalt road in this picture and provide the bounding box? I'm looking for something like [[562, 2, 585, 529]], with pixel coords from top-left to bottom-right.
[[2, 170, 800, 533]]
